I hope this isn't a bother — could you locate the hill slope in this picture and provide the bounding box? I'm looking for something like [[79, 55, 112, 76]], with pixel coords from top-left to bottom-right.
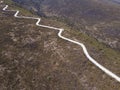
[[13, 0, 120, 50], [0, 0, 120, 89]]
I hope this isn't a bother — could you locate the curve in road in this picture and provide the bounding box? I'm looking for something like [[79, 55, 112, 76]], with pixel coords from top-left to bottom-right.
[[2, 5, 120, 83]]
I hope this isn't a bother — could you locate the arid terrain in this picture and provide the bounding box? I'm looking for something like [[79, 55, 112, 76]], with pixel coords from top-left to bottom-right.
[[0, 0, 120, 90], [13, 0, 120, 50]]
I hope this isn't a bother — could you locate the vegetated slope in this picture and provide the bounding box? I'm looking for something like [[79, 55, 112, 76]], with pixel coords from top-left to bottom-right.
[[13, 0, 120, 50], [0, 0, 120, 90]]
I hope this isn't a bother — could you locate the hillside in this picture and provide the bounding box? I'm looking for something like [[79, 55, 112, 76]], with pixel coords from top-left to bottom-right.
[[0, 0, 120, 90], [13, 0, 120, 50]]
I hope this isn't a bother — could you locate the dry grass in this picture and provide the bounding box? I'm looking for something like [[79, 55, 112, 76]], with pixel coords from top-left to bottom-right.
[[0, 1, 120, 90]]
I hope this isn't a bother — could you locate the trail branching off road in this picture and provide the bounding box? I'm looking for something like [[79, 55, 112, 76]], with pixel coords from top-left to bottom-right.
[[2, 4, 120, 83]]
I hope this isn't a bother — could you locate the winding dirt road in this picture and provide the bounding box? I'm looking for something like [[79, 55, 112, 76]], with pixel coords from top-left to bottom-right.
[[2, 5, 120, 83]]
